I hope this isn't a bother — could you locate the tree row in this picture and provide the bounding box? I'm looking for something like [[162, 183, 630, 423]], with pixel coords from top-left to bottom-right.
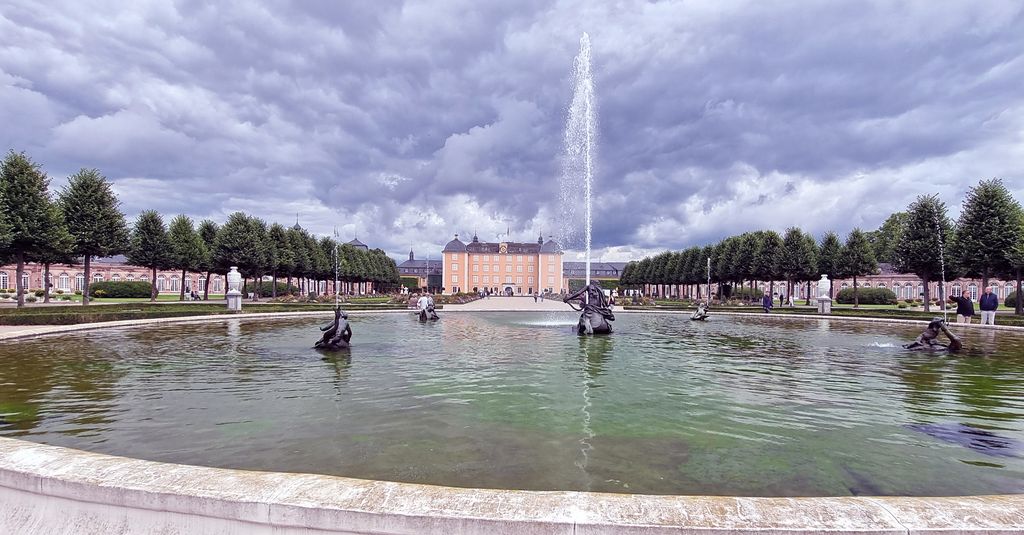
[[619, 179, 1024, 314], [0, 151, 400, 307]]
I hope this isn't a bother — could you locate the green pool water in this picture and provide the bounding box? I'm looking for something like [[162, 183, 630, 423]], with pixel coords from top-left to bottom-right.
[[1, 312, 1022, 496]]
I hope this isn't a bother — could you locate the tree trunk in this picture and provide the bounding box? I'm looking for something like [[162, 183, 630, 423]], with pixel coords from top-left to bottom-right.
[[272, 273, 278, 298], [43, 263, 51, 304], [829, 278, 834, 299], [922, 276, 931, 313], [82, 255, 92, 306], [805, 280, 812, 306], [1016, 268, 1022, 315], [15, 252, 25, 308], [204, 272, 211, 300], [981, 268, 990, 295], [179, 269, 186, 301], [853, 275, 859, 308], [151, 267, 158, 301], [286, 275, 292, 295]]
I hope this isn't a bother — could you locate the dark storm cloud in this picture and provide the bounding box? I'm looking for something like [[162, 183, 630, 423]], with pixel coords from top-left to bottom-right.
[[2, 0, 1022, 261]]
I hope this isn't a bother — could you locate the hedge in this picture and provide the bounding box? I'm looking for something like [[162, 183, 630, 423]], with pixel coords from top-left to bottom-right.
[[835, 287, 897, 305], [242, 281, 300, 296], [88, 281, 154, 298], [1008, 291, 1018, 308]]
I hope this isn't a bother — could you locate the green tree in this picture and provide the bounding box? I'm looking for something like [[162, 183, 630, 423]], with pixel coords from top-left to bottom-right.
[[126, 211, 172, 301], [268, 223, 294, 297], [167, 215, 207, 300], [31, 203, 75, 304], [818, 231, 844, 299], [781, 227, 817, 305], [59, 168, 129, 306], [197, 220, 219, 300], [894, 195, 955, 313], [952, 179, 1024, 289], [866, 212, 908, 264], [287, 227, 311, 294], [213, 213, 270, 299], [842, 228, 877, 308], [1009, 224, 1024, 315], [752, 231, 784, 300], [0, 151, 65, 307]]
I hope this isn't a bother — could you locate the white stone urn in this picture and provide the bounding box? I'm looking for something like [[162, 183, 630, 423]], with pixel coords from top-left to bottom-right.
[[816, 274, 832, 314], [226, 267, 243, 311]]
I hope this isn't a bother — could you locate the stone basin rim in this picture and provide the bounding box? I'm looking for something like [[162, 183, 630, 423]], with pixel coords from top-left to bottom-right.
[[2, 312, 1023, 533]]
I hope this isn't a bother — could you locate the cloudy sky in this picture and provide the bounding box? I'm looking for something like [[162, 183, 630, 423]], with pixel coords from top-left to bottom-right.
[[2, 1, 1022, 262]]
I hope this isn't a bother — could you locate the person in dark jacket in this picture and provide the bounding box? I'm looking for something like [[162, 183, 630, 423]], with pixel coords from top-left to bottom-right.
[[949, 292, 975, 324], [978, 286, 999, 325], [762, 292, 773, 313]]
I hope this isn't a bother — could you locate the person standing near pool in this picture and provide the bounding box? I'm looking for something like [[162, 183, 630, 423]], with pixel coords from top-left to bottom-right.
[[762, 291, 773, 313], [950, 292, 975, 324], [979, 286, 999, 325]]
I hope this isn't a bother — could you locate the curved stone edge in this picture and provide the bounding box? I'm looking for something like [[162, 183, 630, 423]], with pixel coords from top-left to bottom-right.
[[2, 438, 1024, 534]]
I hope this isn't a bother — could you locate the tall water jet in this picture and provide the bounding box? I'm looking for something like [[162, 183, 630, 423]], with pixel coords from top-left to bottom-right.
[[562, 32, 596, 288]]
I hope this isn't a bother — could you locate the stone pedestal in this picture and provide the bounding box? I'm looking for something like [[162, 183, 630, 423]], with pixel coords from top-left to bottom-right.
[[226, 266, 242, 312], [817, 297, 832, 314]]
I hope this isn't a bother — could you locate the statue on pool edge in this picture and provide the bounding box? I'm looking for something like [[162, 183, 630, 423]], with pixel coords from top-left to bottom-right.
[[564, 280, 615, 335], [903, 317, 962, 351], [315, 307, 352, 351]]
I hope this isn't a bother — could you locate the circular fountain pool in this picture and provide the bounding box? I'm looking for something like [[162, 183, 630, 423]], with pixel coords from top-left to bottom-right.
[[1, 312, 1022, 497]]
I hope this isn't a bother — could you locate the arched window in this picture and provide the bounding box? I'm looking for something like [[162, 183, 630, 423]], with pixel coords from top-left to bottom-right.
[[198, 278, 206, 292], [22, 273, 30, 290], [0, 271, 7, 290], [157, 276, 167, 291], [75, 274, 85, 291], [93, 273, 103, 283], [126, 274, 134, 281], [878, 282, 886, 290], [58, 273, 69, 291], [904, 283, 914, 299], [170, 276, 180, 292], [214, 278, 222, 292], [968, 283, 978, 301], [841, 282, 849, 290], [111, 274, 121, 282], [952, 283, 962, 297]]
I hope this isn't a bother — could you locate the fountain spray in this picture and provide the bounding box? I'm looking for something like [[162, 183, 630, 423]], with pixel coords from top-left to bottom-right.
[[564, 33, 596, 291], [934, 211, 948, 323]]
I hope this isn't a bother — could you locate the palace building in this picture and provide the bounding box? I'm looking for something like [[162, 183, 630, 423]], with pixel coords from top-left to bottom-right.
[[397, 250, 443, 292], [441, 233, 564, 295]]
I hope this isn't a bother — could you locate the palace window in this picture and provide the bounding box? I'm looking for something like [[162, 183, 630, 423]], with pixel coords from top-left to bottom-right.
[[505, 264, 512, 272], [492, 264, 499, 272], [473, 275, 479, 283], [214, 278, 222, 292], [516, 276, 523, 284], [452, 275, 459, 283], [0, 271, 7, 289], [528, 276, 534, 284], [473, 264, 478, 272], [112, 274, 121, 282], [516, 265, 523, 272], [505, 276, 512, 284], [483, 275, 490, 283], [528, 265, 534, 273], [547, 276, 554, 285], [75, 274, 85, 291], [472, 255, 479, 261], [516, 255, 523, 262], [59, 273, 70, 290], [548, 265, 554, 273], [451, 263, 458, 271], [483, 264, 489, 272], [482, 255, 489, 262], [952, 283, 962, 296], [157, 276, 167, 291], [199, 278, 206, 291], [528, 256, 534, 263], [968, 284, 978, 301]]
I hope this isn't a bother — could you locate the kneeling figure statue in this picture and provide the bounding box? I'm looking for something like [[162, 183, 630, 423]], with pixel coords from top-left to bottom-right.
[[416, 293, 439, 321], [691, 302, 709, 321], [315, 307, 352, 351], [564, 281, 615, 335], [903, 317, 963, 352]]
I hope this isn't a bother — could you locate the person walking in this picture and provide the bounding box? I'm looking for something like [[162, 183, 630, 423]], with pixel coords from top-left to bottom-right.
[[950, 291, 975, 324], [762, 291, 773, 313], [979, 286, 999, 325]]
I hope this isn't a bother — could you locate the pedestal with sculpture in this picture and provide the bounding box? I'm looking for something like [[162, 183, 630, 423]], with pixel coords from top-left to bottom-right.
[[690, 302, 709, 321], [816, 274, 832, 314], [903, 317, 963, 351], [226, 267, 243, 312], [315, 307, 352, 351], [564, 281, 615, 335]]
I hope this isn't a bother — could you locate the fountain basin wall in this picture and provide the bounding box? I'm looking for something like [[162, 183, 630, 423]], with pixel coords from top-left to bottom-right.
[[5, 437, 1024, 534]]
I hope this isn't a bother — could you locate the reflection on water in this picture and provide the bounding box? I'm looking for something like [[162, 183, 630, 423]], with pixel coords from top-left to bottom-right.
[[1, 312, 1023, 497]]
